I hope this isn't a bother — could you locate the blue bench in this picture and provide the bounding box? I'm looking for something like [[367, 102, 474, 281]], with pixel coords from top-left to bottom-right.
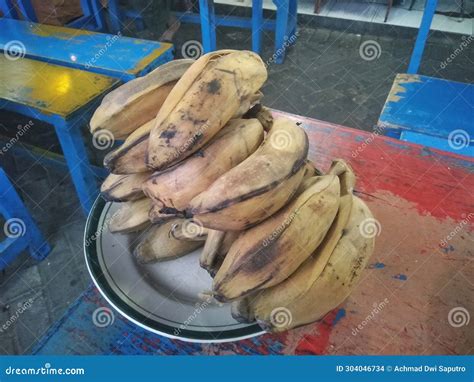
[[0, 18, 174, 81], [0, 55, 120, 213], [177, 0, 297, 64], [378, 74, 474, 157]]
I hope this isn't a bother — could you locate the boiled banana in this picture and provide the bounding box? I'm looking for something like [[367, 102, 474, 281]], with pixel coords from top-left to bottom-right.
[[146, 50, 268, 170], [186, 117, 309, 231], [142, 118, 264, 212], [90, 59, 193, 139], [232, 159, 356, 324], [244, 196, 375, 331], [212, 174, 340, 302], [109, 198, 152, 233], [200, 230, 239, 277], [101, 172, 151, 202], [134, 219, 202, 264], [103, 119, 154, 174]]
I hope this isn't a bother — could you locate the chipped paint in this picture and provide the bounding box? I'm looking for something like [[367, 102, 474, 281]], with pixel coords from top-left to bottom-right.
[[386, 73, 422, 103]]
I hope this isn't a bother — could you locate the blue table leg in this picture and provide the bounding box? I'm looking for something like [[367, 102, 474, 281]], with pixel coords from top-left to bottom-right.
[[289, 0, 298, 39], [107, 0, 123, 34], [0, 168, 50, 270], [199, 0, 217, 53], [54, 118, 98, 214], [0, 0, 19, 18], [407, 0, 438, 74], [252, 0, 263, 54], [273, 0, 290, 64], [89, 0, 107, 31]]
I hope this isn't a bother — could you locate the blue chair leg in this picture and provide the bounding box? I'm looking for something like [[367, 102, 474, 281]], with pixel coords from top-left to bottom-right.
[[199, 0, 217, 53], [407, 0, 438, 74], [252, 0, 263, 54], [0, 169, 50, 270], [273, 0, 290, 64], [54, 118, 98, 214]]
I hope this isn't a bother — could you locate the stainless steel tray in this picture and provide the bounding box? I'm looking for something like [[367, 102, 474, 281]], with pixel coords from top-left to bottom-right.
[[84, 196, 264, 343]]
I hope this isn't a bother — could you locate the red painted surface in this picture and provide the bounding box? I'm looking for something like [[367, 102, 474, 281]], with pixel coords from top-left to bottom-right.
[[275, 110, 473, 222]]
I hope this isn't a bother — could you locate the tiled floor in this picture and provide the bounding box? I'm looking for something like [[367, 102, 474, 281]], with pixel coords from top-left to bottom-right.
[[0, 6, 473, 355], [216, 0, 474, 35]]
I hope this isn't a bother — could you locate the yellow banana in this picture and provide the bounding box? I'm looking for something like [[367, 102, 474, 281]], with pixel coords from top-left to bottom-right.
[[108, 198, 152, 233], [101, 172, 151, 202], [90, 59, 193, 139], [212, 174, 340, 302], [103, 119, 154, 174], [142, 118, 264, 212], [232, 159, 356, 324], [186, 117, 309, 231], [247, 196, 375, 331], [134, 219, 202, 264], [147, 50, 267, 170]]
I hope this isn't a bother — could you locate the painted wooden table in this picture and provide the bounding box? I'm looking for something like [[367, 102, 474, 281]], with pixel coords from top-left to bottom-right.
[[0, 18, 174, 80], [33, 112, 473, 355], [0, 55, 120, 213]]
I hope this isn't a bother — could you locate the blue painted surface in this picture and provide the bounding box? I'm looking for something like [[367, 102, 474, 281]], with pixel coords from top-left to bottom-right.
[[393, 274, 408, 281], [0, 18, 174, 80], [369, 262, 386, 269], [0, 168, 51, 270], [333, 308, 346, 325], [379, 74, 474, 157], [407, 0, 438, 74], [400, 131, 474, 157]]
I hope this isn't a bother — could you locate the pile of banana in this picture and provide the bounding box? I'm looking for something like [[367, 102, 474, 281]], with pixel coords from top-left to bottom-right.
[[90, 50, 376, 332]]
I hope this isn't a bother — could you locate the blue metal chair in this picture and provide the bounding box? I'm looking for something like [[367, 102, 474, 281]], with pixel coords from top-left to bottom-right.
[[0, 168, 51, 270], [177, 0, 298, 64]]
